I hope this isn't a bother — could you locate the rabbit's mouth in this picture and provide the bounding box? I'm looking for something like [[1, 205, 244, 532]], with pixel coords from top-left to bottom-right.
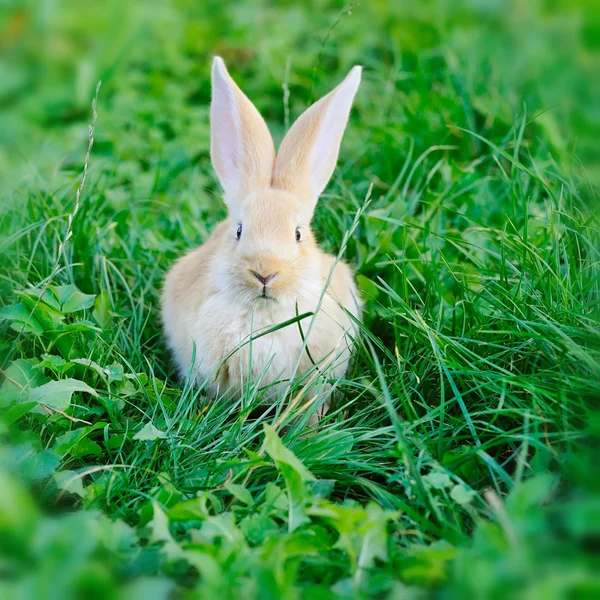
[[259, 288, 275, 300]]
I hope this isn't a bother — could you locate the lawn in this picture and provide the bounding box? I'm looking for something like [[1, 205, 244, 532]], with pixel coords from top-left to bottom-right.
[[1, 1, 598, 598]]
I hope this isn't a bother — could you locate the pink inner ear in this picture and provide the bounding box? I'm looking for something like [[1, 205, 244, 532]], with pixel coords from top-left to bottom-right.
[[309, 116, 340, 186], [308, 79, 359, 194], [273, 66, 361, 201], [211, 72, 243, 195]]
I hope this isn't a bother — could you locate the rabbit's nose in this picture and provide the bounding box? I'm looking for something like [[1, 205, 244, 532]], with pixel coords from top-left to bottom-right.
[[251, 271, 277, 286]]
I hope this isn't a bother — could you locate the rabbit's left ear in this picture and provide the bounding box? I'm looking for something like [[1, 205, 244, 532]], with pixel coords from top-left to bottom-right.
[[211, 57, 275, 210], [272, 66, 361, 211]]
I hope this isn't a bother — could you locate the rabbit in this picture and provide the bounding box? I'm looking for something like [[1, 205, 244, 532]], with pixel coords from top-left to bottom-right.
[[161, 56, 363, 413]]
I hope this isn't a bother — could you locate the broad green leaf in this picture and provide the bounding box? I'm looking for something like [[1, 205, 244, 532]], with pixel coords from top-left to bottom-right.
[[280, 462, 311, 532], [36, 353, 74, 376], [63, 291, 96, 313], [28, 378, 98, 412], [423, 471, 453, 490], [0, 358, 43, 406], [149, 502, 183, 561], [283, 527, 334, 556], [54, 470, 85, 497], [98, 395, 125, 422], [18, 287, 60, 310], [16, 447, 60, 481], [309, 503, 368, 532], [263, 424, 314, 482], [54, 424, 105, 457], [93, 290, 112, 329], [104, 433, 127, 451], [310, 479, 335, 499], [73, 358, 123, 382], [72, 358, 106, 378], [138, 476, 185, 526], [50, 284, 96, 313], [355, 504, 394, 580], [17, 292, 64, 329], [0, 303, 44, 334], [240, 514, 279, 545], [61, 320, 101, 332], [149, 502, 173, 545], [398, 541, 458, 585], [450, 484, 477, 505], [134, 422, 168, 441], [264, 424, 315, 532], [180, 551, 223, 586], [129, 372, 148, 386], [505, 474, 556, 516], [93, 514, 137, 554], [242, 447, 267, 466], [264, 482, 288, 513], [225, 483, 253, 506], [105, 363, 124, 382], [2, 401, 37, 424], [38, 353, 67, 368], [167, 491, 221, 522], [118, 379, 137, 397], [197, 513, 245, 547], [168, 498, 208, 522], [70, 438, 103, 458]]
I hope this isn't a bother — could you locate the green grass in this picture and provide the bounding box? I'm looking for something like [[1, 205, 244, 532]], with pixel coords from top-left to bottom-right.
[[1, 1, 599, 598]]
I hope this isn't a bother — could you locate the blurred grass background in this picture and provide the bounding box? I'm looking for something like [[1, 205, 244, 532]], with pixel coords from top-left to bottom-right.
[[1, 1, 599, 598], [2, 0, 599, 185]]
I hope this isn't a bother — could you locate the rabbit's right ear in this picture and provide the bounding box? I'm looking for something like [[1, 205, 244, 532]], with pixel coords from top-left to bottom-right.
[[272, 66, 361, 213], [210, 57, 275, 211]]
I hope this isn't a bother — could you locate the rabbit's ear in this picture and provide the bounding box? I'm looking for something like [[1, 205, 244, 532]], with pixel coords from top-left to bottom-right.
[[210, 57, 275, 209], [272, 66, 361, 211]]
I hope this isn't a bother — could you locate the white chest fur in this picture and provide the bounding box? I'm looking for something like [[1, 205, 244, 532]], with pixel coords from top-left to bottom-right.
[[187, 291, 351, 397]]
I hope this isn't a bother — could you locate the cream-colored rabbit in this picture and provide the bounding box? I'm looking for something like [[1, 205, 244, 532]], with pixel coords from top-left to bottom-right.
[[161, 57, 362, 406]]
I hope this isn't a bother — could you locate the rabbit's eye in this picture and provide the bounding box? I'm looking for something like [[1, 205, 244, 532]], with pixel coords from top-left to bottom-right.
[[295, 228, 301, 242], [236, 225, 242, 240]]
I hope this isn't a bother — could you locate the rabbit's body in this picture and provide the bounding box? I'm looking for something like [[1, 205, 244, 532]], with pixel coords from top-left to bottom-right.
[[162, 58, 363, 406], [163, 219, 361, 397]]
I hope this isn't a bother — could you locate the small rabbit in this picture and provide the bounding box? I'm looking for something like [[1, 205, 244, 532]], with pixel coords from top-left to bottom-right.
[[161, 57, 362, 409]]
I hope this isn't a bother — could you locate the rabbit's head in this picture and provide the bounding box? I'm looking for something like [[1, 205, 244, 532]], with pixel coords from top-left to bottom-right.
[[209, 57, 361, 307]]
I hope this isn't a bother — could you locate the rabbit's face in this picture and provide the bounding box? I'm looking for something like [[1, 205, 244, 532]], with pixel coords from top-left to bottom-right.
[[207, 57, 361, 308], [222, 188, 318, 306]]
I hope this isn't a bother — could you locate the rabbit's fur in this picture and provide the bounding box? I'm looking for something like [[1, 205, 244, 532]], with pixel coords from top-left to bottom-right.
[[162, 57, 362, 402]]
